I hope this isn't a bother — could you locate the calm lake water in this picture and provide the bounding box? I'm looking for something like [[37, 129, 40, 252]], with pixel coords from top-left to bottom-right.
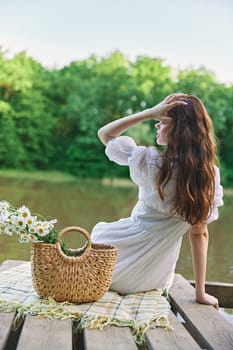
[[0, 177, 232, 322]]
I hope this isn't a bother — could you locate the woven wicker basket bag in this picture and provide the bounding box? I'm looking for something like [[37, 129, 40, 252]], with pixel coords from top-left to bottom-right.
[[31, 226, 118, 303]]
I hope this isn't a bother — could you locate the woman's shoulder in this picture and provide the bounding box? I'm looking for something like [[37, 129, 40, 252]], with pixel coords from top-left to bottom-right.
[[105, 135, 162, 167], [146, 146, 162, 164], [128, 144, 161, 167], [107, 135, 137, 147]]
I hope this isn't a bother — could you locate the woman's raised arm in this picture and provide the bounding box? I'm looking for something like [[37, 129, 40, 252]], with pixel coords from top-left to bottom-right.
[[98, 109, 153, 145], [98, 94, 187, 145]]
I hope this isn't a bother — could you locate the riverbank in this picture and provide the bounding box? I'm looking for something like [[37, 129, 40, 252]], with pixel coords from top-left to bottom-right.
[[0, 169, 77, 183], [0, 169, 232, 194]]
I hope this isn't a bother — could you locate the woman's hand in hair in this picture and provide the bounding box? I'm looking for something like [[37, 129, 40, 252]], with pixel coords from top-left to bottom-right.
[[97, 92, 188, 144], [196, 292, 219, 310], [149, 93, 188, 121]]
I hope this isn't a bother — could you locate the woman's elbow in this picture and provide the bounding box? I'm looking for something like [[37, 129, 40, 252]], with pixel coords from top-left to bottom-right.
[[97, 128, 113, 145], [190, 223, 208, 236], [97, 128, 108, 145], [189, 224, 209, 245]]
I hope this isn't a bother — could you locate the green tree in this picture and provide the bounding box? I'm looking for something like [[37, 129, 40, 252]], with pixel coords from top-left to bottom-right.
[[0, 48, 232, 184], [0, 50, 57, 168]]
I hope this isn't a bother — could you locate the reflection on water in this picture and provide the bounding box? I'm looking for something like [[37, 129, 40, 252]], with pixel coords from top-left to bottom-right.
[[0, 177, 232, 321]]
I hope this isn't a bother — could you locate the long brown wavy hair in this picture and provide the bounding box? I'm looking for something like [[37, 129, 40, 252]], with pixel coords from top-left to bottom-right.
[[156, 95, 217, 225]]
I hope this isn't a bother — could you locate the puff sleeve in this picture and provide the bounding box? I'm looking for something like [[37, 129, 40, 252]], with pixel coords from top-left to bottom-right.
[[105, 136, 154, 185], [207, 166, 224, 224], [105, 136, 139, 165]]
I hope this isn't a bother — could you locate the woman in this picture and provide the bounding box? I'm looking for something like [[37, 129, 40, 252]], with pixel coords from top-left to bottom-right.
[[91, 93, 223, 309]]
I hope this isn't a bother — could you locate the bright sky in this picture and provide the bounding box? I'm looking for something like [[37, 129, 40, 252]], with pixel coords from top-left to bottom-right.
[[0, 0, 233, 84]]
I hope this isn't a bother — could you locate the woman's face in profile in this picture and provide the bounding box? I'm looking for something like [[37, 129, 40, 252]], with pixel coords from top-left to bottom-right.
[[155, 120, 171, 145]]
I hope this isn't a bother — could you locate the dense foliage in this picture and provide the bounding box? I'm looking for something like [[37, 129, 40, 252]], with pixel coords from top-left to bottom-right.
[[0, 49, 232, 185]]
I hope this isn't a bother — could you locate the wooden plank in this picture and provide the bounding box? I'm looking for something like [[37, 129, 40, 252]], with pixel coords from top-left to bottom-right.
[[16, 316, 73, 350], [189, 280, 233, 308], [0, 260, 25, 350], [0, 313, 16, 350], [146, 311, 200, 350], [84, 327, 138, 350], [2, 261, 230, 349], [169, 274, 233, 350], [0, 260, 73, 350]]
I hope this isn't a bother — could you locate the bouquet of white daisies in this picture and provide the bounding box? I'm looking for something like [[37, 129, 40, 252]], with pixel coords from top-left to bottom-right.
[[0, 200, 58, 244]]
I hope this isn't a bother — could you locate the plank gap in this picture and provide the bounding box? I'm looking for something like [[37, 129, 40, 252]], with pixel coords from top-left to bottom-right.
[[3, 317, 24, 350]]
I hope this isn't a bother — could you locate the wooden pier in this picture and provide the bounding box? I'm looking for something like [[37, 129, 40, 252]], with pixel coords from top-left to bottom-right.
[[0, 260, 233, 350]]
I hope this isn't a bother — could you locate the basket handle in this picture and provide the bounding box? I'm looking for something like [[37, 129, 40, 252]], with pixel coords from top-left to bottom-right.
[[57, 226, 92, 251]]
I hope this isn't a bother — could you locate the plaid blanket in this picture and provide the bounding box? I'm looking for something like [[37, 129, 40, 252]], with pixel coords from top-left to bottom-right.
[[0, 262, 171, 345]]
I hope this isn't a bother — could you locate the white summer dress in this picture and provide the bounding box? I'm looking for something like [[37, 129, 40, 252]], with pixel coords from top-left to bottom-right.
[[91, 136, 224, 294]]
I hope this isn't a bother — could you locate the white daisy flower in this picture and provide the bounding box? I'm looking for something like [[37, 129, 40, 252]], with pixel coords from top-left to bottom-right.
[[0, 213, 9, 225], [18, 205, 31, 219], [20, 233, 39, 243], [29, 234, 39, 242], [35, 222, 49, 237], [0, 200, 58, 243], [19, 233, 30, 243], [28, 225, 37, 234], [0, 200, 10, 212], [4, 227, 13, 236], [26, 216, 36, 227], [12, 216, 27, 230], [49, 219, 57, 225]]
